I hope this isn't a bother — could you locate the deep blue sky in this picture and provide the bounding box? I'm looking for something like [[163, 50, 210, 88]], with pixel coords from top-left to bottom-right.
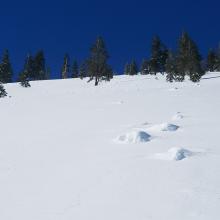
[[1, 0, 220, 79]]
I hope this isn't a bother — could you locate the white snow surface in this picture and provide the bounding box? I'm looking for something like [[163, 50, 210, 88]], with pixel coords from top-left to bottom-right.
[[0, 72, 220, 220]]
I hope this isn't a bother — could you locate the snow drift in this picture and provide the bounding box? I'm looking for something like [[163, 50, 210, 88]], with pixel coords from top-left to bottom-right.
[[116, 130, 151, 144], [154, 148, 194, 161], [172, 112, 184, 121], [147, 123, 179, 132]]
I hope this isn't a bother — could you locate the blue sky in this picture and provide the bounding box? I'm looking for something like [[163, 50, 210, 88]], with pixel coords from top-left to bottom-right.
[[1, 0, 220, 78]]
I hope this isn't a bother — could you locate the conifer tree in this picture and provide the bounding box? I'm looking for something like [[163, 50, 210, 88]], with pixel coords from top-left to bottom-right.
[[45, 66, 51, 80], [19, 72, 31, 87], [188, 53, 204, 82], [124, 63, 130, 75], [33, 50, 46, 80], [0, 50, 13, 83], [216, 45, 220, 71], [0, 83, 7, 97], [149, 36, 160, 74], [207, 49, 218, 72], [165, 50, 176, 82], [79, 61, 87, 79], [72, 60, 79, 78], [149, 36, 168, 74], [23, 54, 34, 80], [61, 54, 70, 79], [129, 60, 138, 75], [176, 32, 203, 82], [161, 47, 169, 73], [140, 59, 149, 75], [104, 64, 113, 81], [188, 40, 204, 82], [87, 36, 112, 86], [175, 32, 190, 80], [18, 54, 32, 87]]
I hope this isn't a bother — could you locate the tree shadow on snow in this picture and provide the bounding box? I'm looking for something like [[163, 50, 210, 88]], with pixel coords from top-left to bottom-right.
[[202, 75, 220, 80]]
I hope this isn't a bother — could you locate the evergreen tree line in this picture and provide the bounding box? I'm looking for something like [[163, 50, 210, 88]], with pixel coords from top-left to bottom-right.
[[125, 32, 220, 82], [0, 36, 112, 96], [0, 33, 220, 97]]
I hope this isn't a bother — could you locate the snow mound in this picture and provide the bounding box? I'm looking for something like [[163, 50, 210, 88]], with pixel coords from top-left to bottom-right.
[[116, 131, 151, 144], [172, 112, 184, 120], [154, 148, 193, 161], [147, 123, 179, 132]]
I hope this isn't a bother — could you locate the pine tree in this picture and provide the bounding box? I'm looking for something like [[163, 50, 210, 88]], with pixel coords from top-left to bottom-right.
[[87, 36, 112, 86], [188, 51, 204, 82], [207, 49, 218, 72], [24, 54, 35, 80], [149, 36, 160, 74], [140, 59, 149, 75], [188, 41, 204, 82], [19, 72, 31, 87], [176, 32, 189, 80], [124, 63, 130, 75], [216, 45, 220, 71], [0, 83, 7, 97], [18, 54, 32, 87], [149, 36, 167, 75], [129, 60, 138, 75], [61, 54, 70, 79], [72, 60, 79, 78], [33, 50, 46, 80], [0, 50, 13, 83], [165, 50, 176, 82], [45, 66, 51, 80], [176, 32, 203, 82], [79, 61, 87, 79], [161, 47, 168, 73], [104, 64, 113, 81]]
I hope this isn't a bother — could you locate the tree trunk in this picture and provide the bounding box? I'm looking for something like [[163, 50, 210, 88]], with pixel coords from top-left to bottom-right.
[[95, 76, 98, 86]]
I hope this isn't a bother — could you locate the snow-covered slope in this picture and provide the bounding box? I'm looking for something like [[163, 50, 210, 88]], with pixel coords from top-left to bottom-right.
[[0, 73, 220, 220]]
